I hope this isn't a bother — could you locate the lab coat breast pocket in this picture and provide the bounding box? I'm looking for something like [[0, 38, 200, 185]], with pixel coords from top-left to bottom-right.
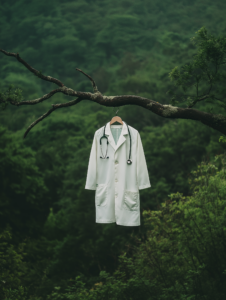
[[123, 190, 139, 211], [95, 184, 108, 207]]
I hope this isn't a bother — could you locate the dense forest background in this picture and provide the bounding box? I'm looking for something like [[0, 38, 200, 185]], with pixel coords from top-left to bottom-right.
[[1, 0, 226, 299]]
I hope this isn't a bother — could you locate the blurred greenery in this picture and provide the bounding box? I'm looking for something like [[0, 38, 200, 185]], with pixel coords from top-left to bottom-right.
[[1, 0, 226, 299]]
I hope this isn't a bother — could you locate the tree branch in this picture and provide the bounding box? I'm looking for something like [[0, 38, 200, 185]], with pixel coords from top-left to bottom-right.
[[0, 49, 64, 87], [76, 68, 99, 93], [187, 94, 210, 108], [2, 88, 63, 106], [23, 98, 82, 138], [1, 48, 226, 138], [23, 92, 226, 138]]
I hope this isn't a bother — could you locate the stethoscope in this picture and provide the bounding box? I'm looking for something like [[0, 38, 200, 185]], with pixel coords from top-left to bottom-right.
[[100, 121, 132, 165]]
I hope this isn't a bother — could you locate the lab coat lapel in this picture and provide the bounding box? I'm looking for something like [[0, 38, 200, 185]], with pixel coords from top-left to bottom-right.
[[115, 122, 128, 152], [105, 122, 117, 151], [105, 121, 128, 152]]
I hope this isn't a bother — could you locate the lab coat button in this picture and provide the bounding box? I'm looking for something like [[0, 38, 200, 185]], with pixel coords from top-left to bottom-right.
[[115, 160, 118, 164]]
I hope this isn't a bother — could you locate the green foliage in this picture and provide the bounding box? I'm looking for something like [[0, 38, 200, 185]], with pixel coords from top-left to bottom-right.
[[1, 1, 226, 299], [0, 84, 24, 110], [141, 116, 226, 208], [219, 135, 226, 143], [0, 125, 49, 241], [0, 228, 28, 300], [168, 27, 226, 109]]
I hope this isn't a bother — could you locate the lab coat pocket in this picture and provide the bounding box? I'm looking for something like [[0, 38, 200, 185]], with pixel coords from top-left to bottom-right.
[[123, 190, 139, 211], [95, 184, 108, 207]]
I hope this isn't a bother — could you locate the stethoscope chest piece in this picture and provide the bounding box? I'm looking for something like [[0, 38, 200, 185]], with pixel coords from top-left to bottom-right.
[[127, 159, 132, 165]]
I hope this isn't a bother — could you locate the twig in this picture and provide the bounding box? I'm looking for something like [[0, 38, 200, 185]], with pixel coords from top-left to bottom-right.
[[23, 98, 81, 138], [76, 68, 99, 93], [0, 49, 64, 87], [7, 88, 63, 106]]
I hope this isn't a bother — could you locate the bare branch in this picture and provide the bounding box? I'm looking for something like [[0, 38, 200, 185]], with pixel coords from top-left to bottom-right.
[[23, 107, 55, 139], [1, 49, 226, 137], [0, 86, 93, 106], [197, 94, 210, 102], [13, 92, 226, 138], [23, 97, 82, 138], [215, 97, 225, 102], [76, 68, 99, 93], [187, 94, 210, 108], [4, 88, 63, 106], [51, 98, 82, 109], [0, 49, 64, 87]]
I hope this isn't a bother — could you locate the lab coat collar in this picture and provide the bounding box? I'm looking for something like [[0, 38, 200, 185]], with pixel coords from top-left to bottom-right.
[[105, 121, 128, 151]]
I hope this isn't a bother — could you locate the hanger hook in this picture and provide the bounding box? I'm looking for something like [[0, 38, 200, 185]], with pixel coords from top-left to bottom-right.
[[115, 107, 120, 116]]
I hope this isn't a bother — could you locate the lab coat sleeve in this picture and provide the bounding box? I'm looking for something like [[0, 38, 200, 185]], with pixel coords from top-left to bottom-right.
[[85, 132, 97, 190], [137, 132, 151, 190]]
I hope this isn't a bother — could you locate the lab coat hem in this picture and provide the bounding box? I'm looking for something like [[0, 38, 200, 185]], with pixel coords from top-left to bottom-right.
[[96, 220, 116, 223], [116, 222, 140, 226], [85, 186, 96, 190], [139, 184, 151, 190]]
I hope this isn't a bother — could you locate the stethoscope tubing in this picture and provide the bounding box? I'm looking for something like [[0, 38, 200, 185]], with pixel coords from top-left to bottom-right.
[[100, 121, 132, 164]]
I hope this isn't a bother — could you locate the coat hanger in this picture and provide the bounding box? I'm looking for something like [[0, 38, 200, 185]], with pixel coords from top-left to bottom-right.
[[110, 107, 123, 125]]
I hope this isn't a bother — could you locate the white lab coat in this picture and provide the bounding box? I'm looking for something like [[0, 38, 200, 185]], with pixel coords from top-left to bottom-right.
[[85, 121, 151, 226]]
